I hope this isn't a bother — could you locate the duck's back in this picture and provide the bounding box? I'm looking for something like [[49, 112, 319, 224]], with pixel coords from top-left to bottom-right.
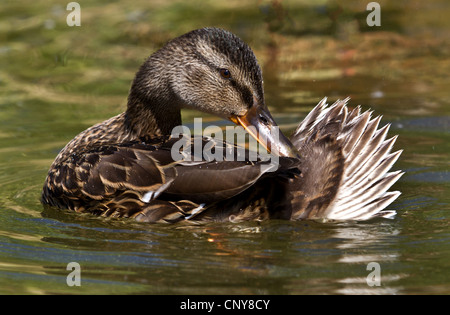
[[41, 130, 300, 223]]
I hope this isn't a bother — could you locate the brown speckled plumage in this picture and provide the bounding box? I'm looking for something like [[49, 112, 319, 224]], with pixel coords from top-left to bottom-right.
[[41, 28, 403, 223]]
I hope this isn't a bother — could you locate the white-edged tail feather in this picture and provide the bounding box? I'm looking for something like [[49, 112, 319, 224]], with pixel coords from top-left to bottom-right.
[[290, 98, 403, 221]]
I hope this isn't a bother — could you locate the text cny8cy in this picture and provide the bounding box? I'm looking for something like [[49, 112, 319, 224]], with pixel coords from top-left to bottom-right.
[[180, 299, 270, 312]]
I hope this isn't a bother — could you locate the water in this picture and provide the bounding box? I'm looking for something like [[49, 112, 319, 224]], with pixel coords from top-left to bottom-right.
[[0, 0, 449, 294]]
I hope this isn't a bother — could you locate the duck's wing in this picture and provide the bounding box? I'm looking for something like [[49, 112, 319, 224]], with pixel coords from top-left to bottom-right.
[[42, 137, 298, 223], [42, 140, 178, 217], [288, 98, 403, 221]]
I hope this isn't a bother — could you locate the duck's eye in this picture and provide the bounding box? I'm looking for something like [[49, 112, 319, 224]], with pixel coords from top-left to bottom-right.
[[219, 68, 231, 79]]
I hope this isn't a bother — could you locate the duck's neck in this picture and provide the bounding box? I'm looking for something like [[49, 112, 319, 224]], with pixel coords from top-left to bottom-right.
[[124, 57, 183, 139], [125, 92, 182, 138], [53, 55, 184, 167]]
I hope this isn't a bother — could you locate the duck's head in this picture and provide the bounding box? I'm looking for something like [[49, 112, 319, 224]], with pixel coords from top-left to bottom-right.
[[127, 27, 299, 158]]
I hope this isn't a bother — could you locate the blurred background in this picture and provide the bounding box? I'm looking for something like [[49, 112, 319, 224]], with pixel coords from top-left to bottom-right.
[[0, 0, 449, 294]]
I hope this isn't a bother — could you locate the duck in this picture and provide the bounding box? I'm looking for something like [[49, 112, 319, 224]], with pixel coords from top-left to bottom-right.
[[41, 27, 403, 223]]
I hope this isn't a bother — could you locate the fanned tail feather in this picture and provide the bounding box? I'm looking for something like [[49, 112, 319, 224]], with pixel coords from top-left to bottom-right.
[[290, 98, 403, 221]]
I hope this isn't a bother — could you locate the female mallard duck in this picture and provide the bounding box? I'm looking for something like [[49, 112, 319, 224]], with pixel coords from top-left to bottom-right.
[[41, 27, 403, 223]]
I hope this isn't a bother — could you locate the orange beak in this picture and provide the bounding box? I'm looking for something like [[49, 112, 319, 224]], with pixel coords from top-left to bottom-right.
[[230, 104, 300, 158]]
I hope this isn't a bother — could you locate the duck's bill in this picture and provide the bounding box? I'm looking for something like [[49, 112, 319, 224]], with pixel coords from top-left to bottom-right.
[[230, 106, 300, 158]]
